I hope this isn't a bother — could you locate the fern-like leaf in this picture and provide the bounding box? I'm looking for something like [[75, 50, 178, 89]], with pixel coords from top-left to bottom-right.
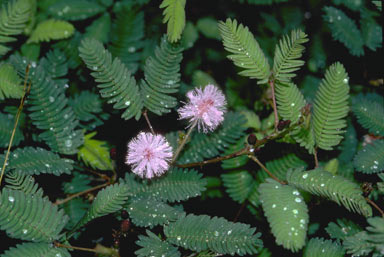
[[62, 198, 89, 230], [5, 170, 43, 197], [325, 218, 362, 240], [221, 137, 249, 169], [273, 29, 308, 83], [122, 168, 206, 203], [160, 0, 186, 43], [258, 178, 308, 252], [0, 63, 23, 99], [0, 112, 23, 148], [323, 6, 364, 56], [275, 82, 306, 124], [164, 214, 263, 255], [303, 237, 345, 257], [109, 9, 144, 73], [40, 49, 68, 79], [136, 230, 181, 257], [352, 93, 384, 136], [218, 18, 270, 84], [265, 153, 307, 182], [353, 139, 384, 174], [0, 0, 33, 56], [179, 111, 247, 164], [1, 242, 70, 257], [221, 170, 255, 203], [10, 55, 84, 154], [312, 62, 349, 151], [47, 0, 105, 21], [84, 13, 111, 44], [79, 38, 143, 120], [27, 19, 74, 43], [71, 183, 129, 232], [127, 198, 185, 228], [361, 19, 382, 51], [140, 35, 183, 115], [0, 147, 73, 175], [286, 168, 372, 217], [62, 171, 92, 194], [53, 31, 82, 69], [337, 120, 358, 163], [78, 132, 113, 171], [0, 188, 68, 242]]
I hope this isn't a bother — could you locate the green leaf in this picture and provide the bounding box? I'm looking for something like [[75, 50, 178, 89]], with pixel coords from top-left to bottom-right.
[[0, 112, 24, 148], [221, 137, 249, 169], [221, 170, 255, 203], [361, 19, 382, 51], [265, 153, 307, 182], [352, 93, 384, 136], [0, 63, 23, 100], [79, 38, 143, 120], [136, 230, 181, 257], [27, 19, 74, 43], [160, 0, 186, 43], [323, 6, 364, 56], [286, 168, 372, 217], [140, 35, 183, 115], [122, 168, 207, 203], [258, 179, 308, 252], [164, 214, 263, 255], [0, 147, 73, 175], [354, 139, 384, 174], [192, 70, 218, 87], [70, 183, 129, 233], [84, 13, 111, 44], [5, 170, 43, 197], [78, 132, 113, 170], [303, 237, 345, 257], [196, 16, 221, 40], [127, 198, 185, 228], [0, 0, 34, 56], [325, 218, 362, 241], [337, 120, 358, 163], [312, 62, 349, 151], [0, 188, 68, 242], [275, 81, 306, 124], [47, 0, 105, 21], [218, 18, 270, 84], [62, 171, 92, 194], [272, 29, 308, 83], [62, 198, 89, 230], [1, 242, 70, 257]]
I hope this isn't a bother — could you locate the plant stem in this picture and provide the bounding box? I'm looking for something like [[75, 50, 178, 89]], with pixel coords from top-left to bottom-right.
[[248, 155, 286, 184], [365, 197, 384, 217], [54, 242, 98, 253], [269, 79, 279, 132], [176, 146, 251, 168], [55, 242, 119, 256], [143, 109, 155, 134], [0, 65, 31, 186], [54, 182, 110, 205], [171, 120, 198, 164], [313, 148, 319, 168], [175, 121, 301, 169]]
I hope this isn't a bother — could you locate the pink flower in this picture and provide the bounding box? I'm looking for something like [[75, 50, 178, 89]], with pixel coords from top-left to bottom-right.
[[126, 132, 173, 179], [178, 84, 227, 133]]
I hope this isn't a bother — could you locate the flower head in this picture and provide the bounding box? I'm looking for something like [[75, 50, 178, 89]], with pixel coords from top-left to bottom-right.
[[126, 132, 173, 179], [178, 84, 227, 133]]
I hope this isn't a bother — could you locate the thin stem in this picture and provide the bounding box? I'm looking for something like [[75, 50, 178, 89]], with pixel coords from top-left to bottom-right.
[[175, 121, 301, 169], [314, 148, 319, 168], [248, 155, 286, 185], [54, 242, 98, 253], [233, 201, 247, 222], [143, 109, 155, 134], [176, 146, 251, 168], [365, 197, 384, 217], [0, 65, 31, 186], [269, 80, 279, 132], [75, 164, 111, 181], [171, 120, 198, 163], [54, 182, 110, 205]]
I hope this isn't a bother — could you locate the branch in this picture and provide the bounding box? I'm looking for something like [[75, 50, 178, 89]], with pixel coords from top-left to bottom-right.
[[269, 79, 279, 132], [0, 65, 31, 186], [54, 182, 110, 205], [171, 120, 197, 164], [365, 197, 384, 217], [143, 109, 155, 134], [248, 155, 286, 185], [54, 242, 120, 256]]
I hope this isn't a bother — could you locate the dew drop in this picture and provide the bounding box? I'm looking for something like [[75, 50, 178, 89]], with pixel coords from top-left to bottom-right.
[[302, 173, 308, 179], [22, 229, 28, 234], [8, 196, 15, 202], [128, 47, 136, 53], [272, 204, 276, 208], [125, 101, 130, 106], [295, 197, 302, 203], [49, 96, 55, 102]]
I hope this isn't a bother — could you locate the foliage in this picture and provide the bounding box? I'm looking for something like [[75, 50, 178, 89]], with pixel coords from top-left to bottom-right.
[[258, 179, 308, 252], [0, 0, 382, 256], [164, 214, 263, 255]]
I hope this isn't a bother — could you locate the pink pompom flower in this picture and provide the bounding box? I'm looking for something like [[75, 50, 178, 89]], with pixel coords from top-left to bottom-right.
[[126, 132, 173, 179], [178, 84, 227, 133]]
